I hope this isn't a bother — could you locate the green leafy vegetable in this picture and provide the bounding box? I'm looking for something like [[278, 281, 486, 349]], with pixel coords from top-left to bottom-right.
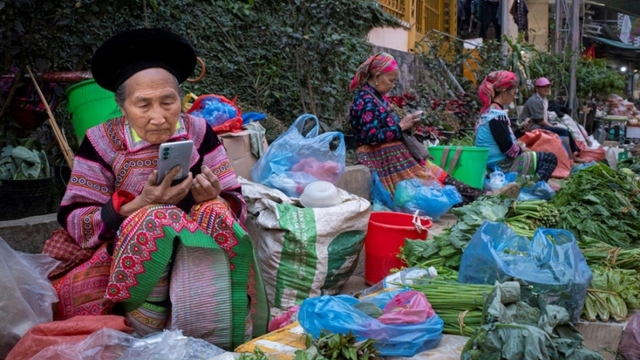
[[551, 163, 640, 248], [0, 145, 50, 180]]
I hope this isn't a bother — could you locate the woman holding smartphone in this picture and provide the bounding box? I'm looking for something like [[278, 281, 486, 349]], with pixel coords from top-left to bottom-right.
[[348, 52, 482, 204], [47, 28, 267, 349]]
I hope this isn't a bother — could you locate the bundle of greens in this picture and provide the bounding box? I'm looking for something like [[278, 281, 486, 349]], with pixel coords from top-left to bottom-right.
[[293, 332, 378, 360], [551, 163, 640, 248], [462, 282, 604, 360], [0, 145, 50, 180], [238, 332, 379, 360], [583, 266, 640, 322], [505, 200, 560, 238], [402, 196, 510, 270], [617, 156, 640, 176], [578, 236, 640, 271], [406, 277, 494, 336]]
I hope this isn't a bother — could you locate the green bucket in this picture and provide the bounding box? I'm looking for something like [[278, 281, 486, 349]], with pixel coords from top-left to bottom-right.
[[66, 79, 122, 141], [428, 146, 489, 189]]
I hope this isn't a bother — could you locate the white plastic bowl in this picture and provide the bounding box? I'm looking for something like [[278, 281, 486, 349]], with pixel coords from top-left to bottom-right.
[[299, 181, 342, 208]]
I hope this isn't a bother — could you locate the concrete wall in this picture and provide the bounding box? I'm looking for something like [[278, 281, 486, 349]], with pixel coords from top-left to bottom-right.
[[368, 27, 410, 53], [372, 45, 426, 95]]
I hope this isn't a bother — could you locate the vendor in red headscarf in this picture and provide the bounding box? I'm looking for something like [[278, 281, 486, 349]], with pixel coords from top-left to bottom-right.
[[475, 71, 558, 181], [348, 52, 482, 204]]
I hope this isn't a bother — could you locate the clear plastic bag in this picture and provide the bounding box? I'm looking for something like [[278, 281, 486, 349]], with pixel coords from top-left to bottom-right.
[[393, 179, 462, 220], [458, 222, 592, 323], [251, 114, 346, 197], [0, 236, 59, 358], [298, 290, 443, 357], [31, 328, 227, 360]]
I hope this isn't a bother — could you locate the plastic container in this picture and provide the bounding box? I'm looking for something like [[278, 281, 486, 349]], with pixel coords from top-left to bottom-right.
[[65, 79, 122, 141], [0, 178, 52, 221], [428, 146, 489, 189], [360, 267, 438, 297], [364, 212, 432, 285]]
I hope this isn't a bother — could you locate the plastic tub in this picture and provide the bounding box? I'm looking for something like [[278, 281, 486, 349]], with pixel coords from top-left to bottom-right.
[[428, 146, 489, 189], [364, 212, 432, 285], [0, 178, 52, 221], [66, 79, 122, 141]]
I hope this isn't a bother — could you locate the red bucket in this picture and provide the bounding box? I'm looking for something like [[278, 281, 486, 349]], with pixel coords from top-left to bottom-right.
[[364, 212, 432, 285]]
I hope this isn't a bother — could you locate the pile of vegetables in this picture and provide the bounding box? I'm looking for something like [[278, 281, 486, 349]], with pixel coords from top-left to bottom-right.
[[406, 276, 494, 336], [583, 266, 640, 322], [617, 156, 640, 176], [238, 332, 379, 360], [0, 144, 50, 180], [551, 163, 640, 247], [462, 282, 604, 360], [401, 196, 561, 270]]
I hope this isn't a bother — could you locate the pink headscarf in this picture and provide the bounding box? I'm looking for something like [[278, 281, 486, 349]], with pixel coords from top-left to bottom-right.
[[478, 71, 518, 113], [349, 52, 399, 91]]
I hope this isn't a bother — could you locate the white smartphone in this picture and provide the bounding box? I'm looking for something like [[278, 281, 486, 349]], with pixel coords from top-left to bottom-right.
[[157, 140, 194, 185]]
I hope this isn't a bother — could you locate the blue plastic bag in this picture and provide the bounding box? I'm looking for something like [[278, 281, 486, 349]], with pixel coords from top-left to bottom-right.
[[188, 96, 240, 127], [251, 114, 346, 197], [393, 179, 462, 220], [518, 181, 556, 201], [459, 222, 592, 323], [370, 172, 395, 210], [485, 168, 517, 191], [298, 290, 443, 357]]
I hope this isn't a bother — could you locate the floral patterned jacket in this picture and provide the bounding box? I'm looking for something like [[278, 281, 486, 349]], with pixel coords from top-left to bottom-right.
[[349, 83, 402, 147]]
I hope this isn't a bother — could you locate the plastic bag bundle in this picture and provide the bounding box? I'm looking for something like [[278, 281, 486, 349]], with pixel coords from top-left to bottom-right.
[[251, 114, 346, 197], [298, 290, 443, 357], [517, 181, 556, 201], [0, 237, 59, 358], [485, 169, 517, 191], [370, 172, 395, 210], [459, 222, 592, 323], [393, 179, 462, 220], [186, 94, 243, 134]]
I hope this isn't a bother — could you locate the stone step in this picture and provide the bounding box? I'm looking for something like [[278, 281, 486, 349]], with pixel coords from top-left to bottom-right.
[[0, 213, 58, 254]]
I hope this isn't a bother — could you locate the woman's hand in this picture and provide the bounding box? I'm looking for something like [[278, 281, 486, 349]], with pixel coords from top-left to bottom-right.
[[399, 111, 423, 131], [119, 166, 193, 216], [190, 166, 223, 204]]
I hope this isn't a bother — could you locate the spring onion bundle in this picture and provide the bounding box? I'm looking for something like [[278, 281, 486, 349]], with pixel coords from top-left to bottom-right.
[[406, 280, 494, 336]]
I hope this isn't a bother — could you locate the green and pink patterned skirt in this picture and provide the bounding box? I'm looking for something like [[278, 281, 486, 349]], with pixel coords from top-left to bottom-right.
[[51, 200, 268, 350]]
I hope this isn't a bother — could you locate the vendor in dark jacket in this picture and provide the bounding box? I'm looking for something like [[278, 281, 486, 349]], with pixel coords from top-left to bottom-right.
[[519, 77, 584, 162]]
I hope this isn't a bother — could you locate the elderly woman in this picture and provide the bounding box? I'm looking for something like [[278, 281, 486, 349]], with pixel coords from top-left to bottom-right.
[[46, 28, 267, 349], [475, 71, 558, 181], [349, 52, 483, 204]]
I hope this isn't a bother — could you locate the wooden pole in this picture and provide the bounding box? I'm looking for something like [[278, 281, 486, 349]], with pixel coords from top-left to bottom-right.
[[25, 66, 75, 169]]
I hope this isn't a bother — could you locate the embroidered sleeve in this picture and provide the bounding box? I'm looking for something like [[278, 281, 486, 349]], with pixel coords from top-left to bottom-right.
[[489, 116, 521, 158], [199, 125, 247, 223], [349, 93, 402, 146], [57, 138, 117, 249]]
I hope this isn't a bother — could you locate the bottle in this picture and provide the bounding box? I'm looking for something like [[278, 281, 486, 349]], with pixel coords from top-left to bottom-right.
[[606, 147, 618, 169], [359, 267, 438, 297]]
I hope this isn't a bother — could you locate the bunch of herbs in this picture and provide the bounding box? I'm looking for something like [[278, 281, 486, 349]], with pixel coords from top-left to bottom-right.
[[551, 163, 640, 248]]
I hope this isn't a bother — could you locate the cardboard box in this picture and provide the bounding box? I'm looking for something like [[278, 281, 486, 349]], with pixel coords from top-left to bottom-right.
[[576, 318, 628, 360], [218, 130, 268, 181]]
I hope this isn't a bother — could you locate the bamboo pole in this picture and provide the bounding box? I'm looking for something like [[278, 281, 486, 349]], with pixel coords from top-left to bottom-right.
[[25, 66, 75, 169]]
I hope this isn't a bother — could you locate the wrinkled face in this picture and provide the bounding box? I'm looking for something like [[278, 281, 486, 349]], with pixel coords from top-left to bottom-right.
[[119, 68, 182, 144], [372, 69, 399, 95], [536, 85, 552, 97]]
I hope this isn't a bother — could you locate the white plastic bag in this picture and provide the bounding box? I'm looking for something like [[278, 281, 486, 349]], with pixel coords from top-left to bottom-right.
[[0, 237, 59, 358], [31, 328, 227, 360]]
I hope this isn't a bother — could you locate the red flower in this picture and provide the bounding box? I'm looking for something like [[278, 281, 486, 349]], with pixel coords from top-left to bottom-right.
[[403, 92, 417, 102]]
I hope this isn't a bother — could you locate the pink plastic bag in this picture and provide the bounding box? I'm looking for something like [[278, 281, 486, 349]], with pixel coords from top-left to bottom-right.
[[619, 311, 640, 360], [268, 305, 300, 332], [378, 291, 434, 325]]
